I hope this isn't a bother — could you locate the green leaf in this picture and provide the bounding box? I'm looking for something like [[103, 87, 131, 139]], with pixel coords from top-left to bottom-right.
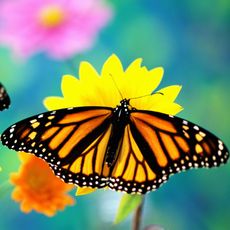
[[114, 194, 143, 224]]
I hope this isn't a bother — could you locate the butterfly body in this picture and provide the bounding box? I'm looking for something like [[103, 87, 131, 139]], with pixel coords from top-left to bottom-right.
[[106, 99, 131, 166], [1, 99, 229, 194], [0, 83, 10, 111]]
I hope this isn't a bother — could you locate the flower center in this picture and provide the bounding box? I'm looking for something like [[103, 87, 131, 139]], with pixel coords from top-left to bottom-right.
[[38, 5, 65, 28], [26, 169, 47, 189]]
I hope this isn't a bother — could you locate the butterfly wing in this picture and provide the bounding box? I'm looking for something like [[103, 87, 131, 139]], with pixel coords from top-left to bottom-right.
[[0, 83, 10, 111], [1, 106, 229, 194], [109, 110, 229, 194], [1, 106, 114, 188]]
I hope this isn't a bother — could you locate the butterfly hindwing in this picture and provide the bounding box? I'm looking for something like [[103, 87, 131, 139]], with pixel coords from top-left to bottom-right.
[[109, 124, 166, 194], [50, 124, 113, 188], [0, 83, 10, 111]]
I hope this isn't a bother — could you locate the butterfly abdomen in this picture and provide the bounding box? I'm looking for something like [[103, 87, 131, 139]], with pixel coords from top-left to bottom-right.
[[105, 99, 130, 166]]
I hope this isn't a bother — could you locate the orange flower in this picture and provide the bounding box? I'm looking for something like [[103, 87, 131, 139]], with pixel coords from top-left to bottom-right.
[[10, 152, 75, 216]]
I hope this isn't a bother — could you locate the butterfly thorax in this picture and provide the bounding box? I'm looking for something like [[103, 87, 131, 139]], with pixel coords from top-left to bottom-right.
[[113, 99, 131, 121], [105, 99, 131, 167]]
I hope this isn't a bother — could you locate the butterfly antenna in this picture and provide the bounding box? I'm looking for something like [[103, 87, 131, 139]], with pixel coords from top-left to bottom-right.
[[109, 73, 123, 100], [130, 91, 164, 101]]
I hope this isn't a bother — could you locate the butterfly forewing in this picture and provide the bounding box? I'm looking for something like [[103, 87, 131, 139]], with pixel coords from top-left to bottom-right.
[[0, 83, 10, 111], [129, 111, 229, 185], [1, 107, 114, 186]]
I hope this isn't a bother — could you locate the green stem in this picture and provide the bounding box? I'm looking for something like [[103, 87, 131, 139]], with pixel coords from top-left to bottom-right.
[[132, 196, 144, 230]]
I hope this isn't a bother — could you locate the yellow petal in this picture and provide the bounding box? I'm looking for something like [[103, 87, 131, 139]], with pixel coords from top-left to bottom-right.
[[122, 64, 146, 98], [43, 97, 71, 110], [149, 102, 183, 115], [79, 61, 100, 83], [43, 55, 183, 119], [79, 61, 115, 106], [123, 65, 164, 99], [158, 85, 182, 102], [101, 54, 124, 79], [61, 74, 101, 106], [125, 58, 143, 72], [61, 75, 84, 100], [139, 66, 164, 95], [131, 91, 183, 115], [130, 93, 164, 111], [76, 187, 96, 196]]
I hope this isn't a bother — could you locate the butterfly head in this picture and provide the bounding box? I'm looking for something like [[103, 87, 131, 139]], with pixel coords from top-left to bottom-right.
[[120, 98, 130, 106], [119, 99, 132, 112], [112, 99, 132, 122]]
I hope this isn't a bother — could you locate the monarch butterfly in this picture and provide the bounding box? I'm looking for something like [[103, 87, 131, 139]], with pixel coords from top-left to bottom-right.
[[1, 98, 229, 194], [0, 83, 10, 111]]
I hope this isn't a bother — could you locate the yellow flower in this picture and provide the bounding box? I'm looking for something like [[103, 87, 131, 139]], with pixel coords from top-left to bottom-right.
[[44, 54, 182, 115], [10, 152, 75, 217], [44, 54, 183, 196]]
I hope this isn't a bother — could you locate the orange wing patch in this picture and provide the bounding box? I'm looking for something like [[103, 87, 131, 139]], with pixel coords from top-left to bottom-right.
[[49, 125, 75, 151], [42, 127, 60, 140], [174, 136, 189, 153], [111, 125, 156, 183], [130, 116, 168, 167], [58, 109, 111, 124], [61, 125, 112, 179], [160, 132, 180, 160], [131, 112, 177, 133], [20, 128, 31, 140], [57, 116, 108, 159]]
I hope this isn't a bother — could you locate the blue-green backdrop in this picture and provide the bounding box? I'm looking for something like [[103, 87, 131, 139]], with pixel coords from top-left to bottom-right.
[[0, 1, 229, 229]]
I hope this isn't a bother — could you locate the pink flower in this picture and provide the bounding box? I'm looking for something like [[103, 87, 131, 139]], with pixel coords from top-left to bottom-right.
[[0, 0, 112, 59]]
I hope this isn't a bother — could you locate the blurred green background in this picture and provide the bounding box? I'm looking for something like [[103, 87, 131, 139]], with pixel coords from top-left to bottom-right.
[[0, 0, 229, 229]]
